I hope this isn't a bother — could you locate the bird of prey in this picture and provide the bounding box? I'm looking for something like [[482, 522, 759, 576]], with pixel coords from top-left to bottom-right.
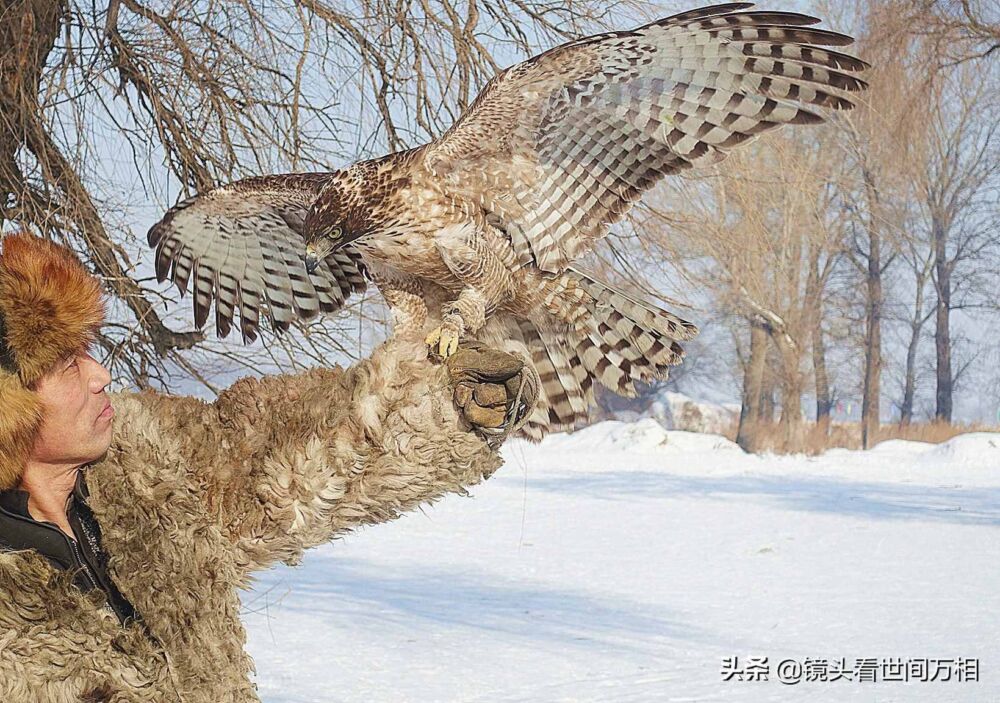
[[147, 2, 868, 440]]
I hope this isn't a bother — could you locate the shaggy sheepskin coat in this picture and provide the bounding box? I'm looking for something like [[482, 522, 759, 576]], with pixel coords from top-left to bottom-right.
[[0, 337, 507, 702]]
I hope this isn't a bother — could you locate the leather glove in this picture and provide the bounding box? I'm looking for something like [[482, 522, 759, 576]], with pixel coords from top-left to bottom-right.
[[443, 340, 539, 449]]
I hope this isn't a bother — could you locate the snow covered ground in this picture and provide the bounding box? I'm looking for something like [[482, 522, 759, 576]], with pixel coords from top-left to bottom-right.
[[241, 421, 1000, 702]]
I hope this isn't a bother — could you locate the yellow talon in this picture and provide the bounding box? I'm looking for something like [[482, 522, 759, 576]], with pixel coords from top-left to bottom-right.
[[424, 323, 462, 358], [424, 326, 441, 347], [443, 329, 460, 357]]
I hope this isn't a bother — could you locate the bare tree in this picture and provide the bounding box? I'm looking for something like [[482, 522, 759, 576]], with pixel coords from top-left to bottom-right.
[[905, 0, 1000, 64], [638, 126, 849, 452], [895, 217, 937, 425], [916, 62, 1000, 421], [831, 0, 939, 447], [806, 235, 837, 435]]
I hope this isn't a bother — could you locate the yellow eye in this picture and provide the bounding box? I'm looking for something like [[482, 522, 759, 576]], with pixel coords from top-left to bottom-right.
[[332, 227, 342, 238]]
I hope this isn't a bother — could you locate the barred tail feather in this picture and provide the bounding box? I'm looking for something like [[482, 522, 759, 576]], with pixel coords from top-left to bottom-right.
[[564, 267, 696, 399], [516, 319, 594, 441], [487, 269, 698, 441]]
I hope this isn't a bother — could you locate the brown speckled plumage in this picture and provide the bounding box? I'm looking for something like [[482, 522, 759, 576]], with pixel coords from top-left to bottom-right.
[[148, 3, 868, 439]]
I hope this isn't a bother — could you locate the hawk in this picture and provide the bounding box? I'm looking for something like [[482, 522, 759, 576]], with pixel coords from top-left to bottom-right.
[[147, 2, 868, 440]]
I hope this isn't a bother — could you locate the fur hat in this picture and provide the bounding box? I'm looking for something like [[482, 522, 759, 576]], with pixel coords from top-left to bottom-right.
[[0, 232, 106, 490]]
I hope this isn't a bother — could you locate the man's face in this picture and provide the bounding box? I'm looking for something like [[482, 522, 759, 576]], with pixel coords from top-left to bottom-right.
[[30, 349, 114, 467]]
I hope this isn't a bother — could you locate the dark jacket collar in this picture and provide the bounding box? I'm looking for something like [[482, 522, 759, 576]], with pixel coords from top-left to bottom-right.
[[0, 468, 141, 626], [0, 469, 89, 519], [0, 475, 81, 573], [0, 484, 31, 518]]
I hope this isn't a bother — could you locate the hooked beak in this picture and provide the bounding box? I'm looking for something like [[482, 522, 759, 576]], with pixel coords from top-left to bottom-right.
[[304, 243, 322, 275], [305, 228, 360, 274]]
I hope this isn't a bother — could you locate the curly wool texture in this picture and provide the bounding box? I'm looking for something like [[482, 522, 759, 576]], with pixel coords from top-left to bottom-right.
[[0, 335, 507, 702]]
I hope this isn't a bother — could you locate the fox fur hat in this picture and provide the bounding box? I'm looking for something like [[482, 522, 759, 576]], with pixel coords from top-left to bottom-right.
[[0, 231, 106, 490]]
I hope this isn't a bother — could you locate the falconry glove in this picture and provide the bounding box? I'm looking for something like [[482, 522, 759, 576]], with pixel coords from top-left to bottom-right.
[[443, 341, 538, 450]]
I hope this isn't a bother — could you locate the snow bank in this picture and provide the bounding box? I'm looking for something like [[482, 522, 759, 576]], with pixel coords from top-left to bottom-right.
[[539, 418, 743, 454], [647, 391, 738, 434], [868, 438, 937, 455], [598, 389, 738, 434], [921, 432, 1000, 469]]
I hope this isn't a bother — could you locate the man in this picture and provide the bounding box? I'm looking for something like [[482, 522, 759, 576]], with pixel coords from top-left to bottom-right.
[[0, 231, 538, 702]]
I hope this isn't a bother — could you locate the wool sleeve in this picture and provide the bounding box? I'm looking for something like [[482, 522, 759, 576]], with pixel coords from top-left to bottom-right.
[[119, 336, 507, 576]]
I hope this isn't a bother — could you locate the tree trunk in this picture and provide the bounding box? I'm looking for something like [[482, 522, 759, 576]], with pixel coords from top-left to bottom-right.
[[737, 320, 769, 452], [806, 248, 832, 436], [760, 384, 775, 424], [0, 0, 65, 199], [779, 378, 805, 449], [900, 325, 920, 425], [933, 218, 953, 422], [775, 339, 805, 451], [861, 228, 882, 449], [812, 323, 832, 436]]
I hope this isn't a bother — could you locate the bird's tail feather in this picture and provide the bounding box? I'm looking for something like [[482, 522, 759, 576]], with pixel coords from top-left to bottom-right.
[[491, 268, 698, 441]]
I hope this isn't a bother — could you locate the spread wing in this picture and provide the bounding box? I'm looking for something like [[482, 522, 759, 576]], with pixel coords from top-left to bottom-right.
[[147, 173, 367, 343], [424, 2, 869, 272]]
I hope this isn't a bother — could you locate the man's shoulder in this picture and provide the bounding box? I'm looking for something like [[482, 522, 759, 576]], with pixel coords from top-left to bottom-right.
[[108, 391, 213, 450], [109, 389, 209, 421], [84, 403, 223, 539], [94, 393, 207, 503]]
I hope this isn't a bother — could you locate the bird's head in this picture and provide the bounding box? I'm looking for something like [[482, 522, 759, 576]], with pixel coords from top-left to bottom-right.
[[303, 224, 350, 274], [302, 178, 370, 274]]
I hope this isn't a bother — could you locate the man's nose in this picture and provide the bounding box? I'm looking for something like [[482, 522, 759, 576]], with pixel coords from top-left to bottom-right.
[[86, 354, 112, 391]]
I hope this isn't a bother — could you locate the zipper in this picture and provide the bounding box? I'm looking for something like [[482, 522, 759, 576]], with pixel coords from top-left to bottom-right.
[[0, 505, 185, 701], [77, 511, 103, 560], [71, 512, 185, 702], [1, 506, 100, 596], [67, 531, 100, 591]]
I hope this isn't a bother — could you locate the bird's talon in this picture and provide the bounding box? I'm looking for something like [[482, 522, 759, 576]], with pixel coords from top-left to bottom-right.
[[425, 323, 462, 358], [444, 332, 460, 357]]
